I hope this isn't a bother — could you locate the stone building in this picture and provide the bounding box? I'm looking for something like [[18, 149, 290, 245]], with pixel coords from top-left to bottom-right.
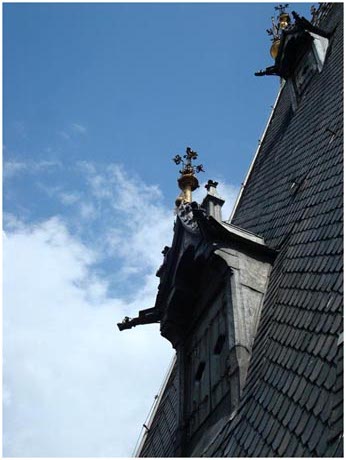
[[118, 3, 343, 457]]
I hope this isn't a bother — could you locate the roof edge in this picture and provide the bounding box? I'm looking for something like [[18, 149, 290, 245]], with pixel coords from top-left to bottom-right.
[[228, 82, 284, 223], [134, 354, 177, 457]]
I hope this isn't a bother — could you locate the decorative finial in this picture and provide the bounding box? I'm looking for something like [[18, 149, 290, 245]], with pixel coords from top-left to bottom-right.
[[173, 147, 204, 207], [275, 3, 289, 15], [267, 4, 291, 59], [205, 179, 219, 192]]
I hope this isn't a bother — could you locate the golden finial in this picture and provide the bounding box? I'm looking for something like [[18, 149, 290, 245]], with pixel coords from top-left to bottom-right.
[[172, 147, 204, 207], [267, 4, 291, 59]]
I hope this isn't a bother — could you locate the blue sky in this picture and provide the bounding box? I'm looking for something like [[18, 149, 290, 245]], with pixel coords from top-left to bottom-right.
[[3, 2, 314, 457]]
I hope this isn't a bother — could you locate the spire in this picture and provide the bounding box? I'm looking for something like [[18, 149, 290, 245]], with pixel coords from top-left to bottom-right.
[[172, 147, 204, 207]]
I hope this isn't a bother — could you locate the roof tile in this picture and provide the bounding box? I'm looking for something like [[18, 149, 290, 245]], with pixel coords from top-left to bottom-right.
[[277, 428, 292, 456], [322, 365, 337, 390], [307, 418, 325, 452], [261, 414, 275, 439], [259, 442, 271, 457], [284, 432, 299, 456], [308, 358, 324, 382], [248, 401, 261, 425], [320, 397, 332, 423], [299, 380, 314, 407], [288, 403, 304, 432], [243, 425, 255, 452], [282, 371, 295, 394], [287, 373, 302, 398], [315, 426, 328, 456], [252, 436, 265, 457], [294, 409, 310, 437], [294, 441, 307, 457], [292, 376, 308, 403], [267, 417, 281, 445], [282, 400, 297, 427], [301, 413, 318, 445], [271, 421, 286, 451]]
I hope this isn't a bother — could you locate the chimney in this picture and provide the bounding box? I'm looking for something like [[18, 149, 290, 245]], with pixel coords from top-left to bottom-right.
[[202, 180, 225, 222]]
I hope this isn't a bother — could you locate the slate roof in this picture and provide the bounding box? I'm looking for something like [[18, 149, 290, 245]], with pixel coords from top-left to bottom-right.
[[138, 360, 179, 457], [205, 3, 343, 456], [138, 3, 343, 457]]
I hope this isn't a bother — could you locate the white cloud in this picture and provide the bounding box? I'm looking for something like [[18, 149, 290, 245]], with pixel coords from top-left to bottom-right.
[[80, 163, 173, 275], [59, 130, 71, 140], [59, 123, 87, 140], [216, 181, 240, 219], [3, 165, 177, 457], [59, 191, 81, 205], [3, 216, 174, 457], [3, 163, 240, 457], [3, 160, 62, 179], [3, 161, 27, 178], [3, 212, 28, 232], [76, 160, 96, 175], [79, 202, 96, 219], [35, 160, 61, 171], [72, 123, 87, 134]]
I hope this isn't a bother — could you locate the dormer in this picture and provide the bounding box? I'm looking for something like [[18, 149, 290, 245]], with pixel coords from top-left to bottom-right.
[[156, 201, 276, 455], [117, 148, 277, 456], [255, 5, 331, 108]]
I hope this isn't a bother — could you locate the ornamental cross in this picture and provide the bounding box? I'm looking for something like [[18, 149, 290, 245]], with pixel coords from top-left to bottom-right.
[[275, 3, 289, 14], [172, 147, 204, 176], [173, 147, 205, 206]]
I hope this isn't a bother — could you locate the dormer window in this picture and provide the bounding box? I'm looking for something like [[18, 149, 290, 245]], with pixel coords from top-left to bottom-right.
[[255, 7, 331, 107], [288, 30, 329, 106], [293, 46, 317, 95], [311, 32, 329, 71]]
